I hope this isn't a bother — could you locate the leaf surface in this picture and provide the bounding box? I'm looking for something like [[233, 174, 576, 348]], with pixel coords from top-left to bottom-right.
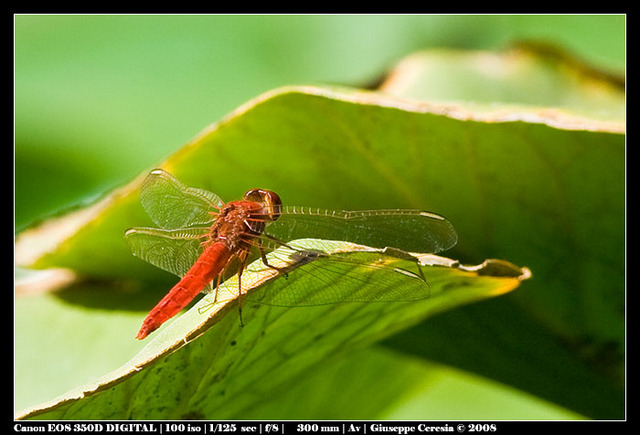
[[17, 240, 528, 419], [15, 47, 624, 418]]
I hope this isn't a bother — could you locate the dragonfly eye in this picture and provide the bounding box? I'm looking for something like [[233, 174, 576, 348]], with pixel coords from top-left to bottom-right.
[[244, 188, 282, 221]]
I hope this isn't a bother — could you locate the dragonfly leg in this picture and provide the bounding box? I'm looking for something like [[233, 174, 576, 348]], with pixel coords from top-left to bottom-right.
[[415, 262, 427, 283], [260, 248, 282, 270], [257, 236, 290, 275], [236, 256, 248, 328], [413, 261, 431, 290], [213, 273, 224, 303]]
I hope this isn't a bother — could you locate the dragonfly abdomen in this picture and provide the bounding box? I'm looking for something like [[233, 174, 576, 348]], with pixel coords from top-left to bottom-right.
[[135, 242, 232, 339]]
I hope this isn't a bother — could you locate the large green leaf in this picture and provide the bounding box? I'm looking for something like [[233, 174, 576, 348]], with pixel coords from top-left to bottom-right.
[[15, 47, 624, 419], [378, 46, 625, 419], [381, 44, 625, 124], [17, 241, 528, 419]]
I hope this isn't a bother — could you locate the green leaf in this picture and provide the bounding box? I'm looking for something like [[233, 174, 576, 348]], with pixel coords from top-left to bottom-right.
[[377, 46, 625, 419], [17, 240, 528, 419], [16, 47, 624, 419], [381, 43, 625, 125]]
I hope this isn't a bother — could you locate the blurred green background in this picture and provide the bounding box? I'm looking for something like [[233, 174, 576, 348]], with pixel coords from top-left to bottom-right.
[[15, 15, 625, 231], [15, 15, 625, 419]]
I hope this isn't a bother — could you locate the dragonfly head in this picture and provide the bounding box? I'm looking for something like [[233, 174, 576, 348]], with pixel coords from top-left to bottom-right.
[[243, 188, 282, 222]]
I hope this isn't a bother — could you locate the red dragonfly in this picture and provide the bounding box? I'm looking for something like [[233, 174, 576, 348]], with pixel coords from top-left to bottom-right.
[[125, 169, 457, 339]]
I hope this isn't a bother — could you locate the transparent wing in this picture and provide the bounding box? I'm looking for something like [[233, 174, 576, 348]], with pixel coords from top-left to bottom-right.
[[124, 226, 209, 277], [140, 169, 223, 229], [265, 207, 458, 254], [244, 244, 431, 306]]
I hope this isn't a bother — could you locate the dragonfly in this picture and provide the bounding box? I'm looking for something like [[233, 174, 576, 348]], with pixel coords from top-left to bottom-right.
[[125, 169, 458, 339]]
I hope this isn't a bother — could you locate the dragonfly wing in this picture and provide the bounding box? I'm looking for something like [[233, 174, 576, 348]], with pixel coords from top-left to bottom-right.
[[245, 247, 430, 306], [140, 169, 224, 229], [124, 226, 209, 277], [266, 207, 457, 254]]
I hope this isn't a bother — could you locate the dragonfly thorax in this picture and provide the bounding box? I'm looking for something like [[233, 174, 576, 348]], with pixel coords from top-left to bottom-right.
[[210, 199, 275, 251]]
